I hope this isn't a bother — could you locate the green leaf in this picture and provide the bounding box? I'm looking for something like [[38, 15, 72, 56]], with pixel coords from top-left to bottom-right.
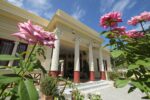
[[18, 80, 38, 100], [0, 65, 11, 69], [115, 79, 129, 88], [0, 55, 20, 61], [111, 50, 124, 58], [130, 81, 146, 92], [100, 31, 107, 35], [136, 60, 150, 67], [142, 96, 150, 99], [128, 64, 139, 70], [126, 70, 133, 77], [12, 67, 22, 74], [128, 86, 136, 93], [0, 74, 21, 84], [18, 80, 30, 100], [24, 80, 39, 100]]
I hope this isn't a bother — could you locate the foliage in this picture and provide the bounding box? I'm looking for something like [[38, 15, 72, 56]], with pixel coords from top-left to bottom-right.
[[72, 89, 84, 100], [57, 78, 85, 100], [40, 76, 58, 96], [107, 71, 123, 81], [0, 20, 55, 100], [0, 45, 47, 100], [100, 11, 150, 99], [88, 93, 102, 100]]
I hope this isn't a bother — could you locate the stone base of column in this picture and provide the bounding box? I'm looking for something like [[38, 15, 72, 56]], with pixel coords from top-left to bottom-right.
[[49, 71, 58, 77], [74, 71, 80, 83], [90, 71, 95, 81], [100, 71, 106, 80]]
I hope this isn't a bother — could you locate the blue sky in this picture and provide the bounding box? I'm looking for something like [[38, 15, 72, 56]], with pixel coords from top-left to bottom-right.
[[6, 0, 150, 44]]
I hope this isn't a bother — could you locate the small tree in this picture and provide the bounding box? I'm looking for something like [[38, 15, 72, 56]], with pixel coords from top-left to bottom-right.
[[99, 11, 150, 99]]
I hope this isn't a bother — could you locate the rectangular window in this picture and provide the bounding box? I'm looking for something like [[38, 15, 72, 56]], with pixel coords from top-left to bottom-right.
[[13, 43, 28, 66], [0, 39, 14, 66]]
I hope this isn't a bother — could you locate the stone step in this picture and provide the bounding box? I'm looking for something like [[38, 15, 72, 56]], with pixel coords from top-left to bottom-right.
[[80, 84, 110, 94], [76, 80, 105, 87], [76, 81, 107, 90]]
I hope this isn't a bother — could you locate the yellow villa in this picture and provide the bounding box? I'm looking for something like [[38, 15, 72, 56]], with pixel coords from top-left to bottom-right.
[[0, 1, 111, 83]]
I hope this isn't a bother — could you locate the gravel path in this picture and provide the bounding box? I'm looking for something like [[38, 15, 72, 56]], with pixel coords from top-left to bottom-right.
[[97, 85, 146, 100]]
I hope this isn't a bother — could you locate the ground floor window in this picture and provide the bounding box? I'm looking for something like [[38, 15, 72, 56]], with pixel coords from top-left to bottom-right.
[[0, 39, 14, 66], [0, 38, 28, 66], [13, 43, 28, 66]]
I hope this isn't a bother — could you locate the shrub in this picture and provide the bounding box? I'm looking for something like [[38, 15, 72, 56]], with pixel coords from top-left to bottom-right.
[[107, 71, 121, 81], [72, 90, 84, 100], [40, 76, 58, 96], [88, 93, 102, 100]]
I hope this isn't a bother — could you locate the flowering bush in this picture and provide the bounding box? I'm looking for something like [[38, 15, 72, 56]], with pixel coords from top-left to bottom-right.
[[126, 30, 144, 38], [12, 20, 55, 47], [100, 12, 122, 28], [100, 12, 150, 99], [0, 20, 56, 100], [128, 11, 150, 26]]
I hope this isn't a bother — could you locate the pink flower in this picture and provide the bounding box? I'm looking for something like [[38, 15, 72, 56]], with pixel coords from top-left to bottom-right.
[[140, 11, 150, 21], [125, 30, 144, 38], [100, 12, 122, 28], [128, 11, 150, 26], [128, 16, 142, 26], [111, 26, 126, 35], [12, 20, 56, 47]]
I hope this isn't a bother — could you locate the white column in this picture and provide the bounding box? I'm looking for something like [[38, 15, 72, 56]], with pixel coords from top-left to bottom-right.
[[74, 37, 80, 83], [8, 41, 19, 66], [74, 37, 80, 71], [50, 28, 61, 72], [89, 42, 94, 71], [42, 47, 52, 71], [99, 45, 104, 72], [99, 45, 106, 80], [89, 41, 95, 81]]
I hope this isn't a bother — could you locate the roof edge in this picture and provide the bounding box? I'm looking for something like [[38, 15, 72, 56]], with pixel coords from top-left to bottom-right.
[[0, 0, 49, 26]]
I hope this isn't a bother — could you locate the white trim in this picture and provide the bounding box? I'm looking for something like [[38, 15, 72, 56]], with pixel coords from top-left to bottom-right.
[[8, 41, 19, 66]]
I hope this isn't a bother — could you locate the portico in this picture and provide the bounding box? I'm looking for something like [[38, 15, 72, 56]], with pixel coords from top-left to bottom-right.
[[0, 1, 111, 83], [45, 10, 109, 83]]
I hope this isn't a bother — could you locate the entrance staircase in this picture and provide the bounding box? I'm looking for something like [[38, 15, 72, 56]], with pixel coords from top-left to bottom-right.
[[63, 80, 112, 100], [76, 80, 111, 93]]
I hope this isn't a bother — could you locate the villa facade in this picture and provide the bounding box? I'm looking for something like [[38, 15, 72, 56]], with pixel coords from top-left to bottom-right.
[[0, 1, 111, 83]]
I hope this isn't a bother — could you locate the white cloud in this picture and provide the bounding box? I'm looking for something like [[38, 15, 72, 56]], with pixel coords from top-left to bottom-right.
[[100, 0, 115, 13], [6, 0, 54, 19], [111, 0, 130, 13], [100, 0, 136, 14], [43, 11, 55, 20], [7, 0, 23, 7], [27, 0, 48, 6], [128, 1, 136, 9], [26, 0, 52, 11], [72, 5, 85, 20]]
